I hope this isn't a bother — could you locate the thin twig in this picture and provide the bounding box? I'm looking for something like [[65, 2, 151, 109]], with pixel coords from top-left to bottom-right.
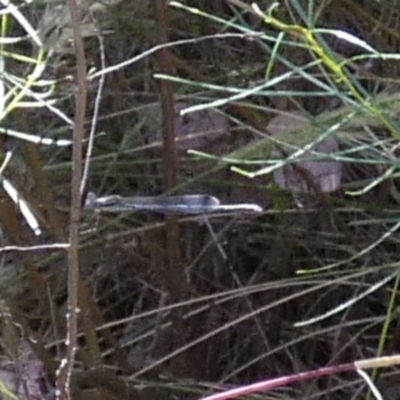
[[81, 34, 106, 194], [55, 0, 87, 398], [89, 33, 263, 80], [0, 243, 69, 252]]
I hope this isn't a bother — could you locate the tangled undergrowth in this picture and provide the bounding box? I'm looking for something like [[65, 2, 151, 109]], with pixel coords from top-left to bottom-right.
[[1, 0, 400, 399]]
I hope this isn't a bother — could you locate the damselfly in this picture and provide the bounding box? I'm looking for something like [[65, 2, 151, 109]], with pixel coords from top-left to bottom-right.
[[84, 192, 262, 215]]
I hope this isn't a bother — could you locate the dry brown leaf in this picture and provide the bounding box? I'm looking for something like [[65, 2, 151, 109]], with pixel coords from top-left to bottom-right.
[[139, 102, 229, 151], [267, 111, 342, 193]]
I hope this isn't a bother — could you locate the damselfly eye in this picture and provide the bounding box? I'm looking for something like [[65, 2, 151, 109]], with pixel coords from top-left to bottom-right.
[[84, 192, 97, 208]]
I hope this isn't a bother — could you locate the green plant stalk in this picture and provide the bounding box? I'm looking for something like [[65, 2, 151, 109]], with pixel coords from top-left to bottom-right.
[[265, 30, 285, 80], [0, 11, 9, 46], [366, 272, 400, 400], [0, 50, 45, 65], [254, 4, 400, 141], [0, 382, 17, 400], [0, 48, 47, 122], [0, 7, 50, 123]]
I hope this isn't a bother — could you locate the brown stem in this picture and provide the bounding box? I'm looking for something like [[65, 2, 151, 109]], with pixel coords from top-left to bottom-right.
[[154, 0, 190, 377], [56, 0, 87, 398]]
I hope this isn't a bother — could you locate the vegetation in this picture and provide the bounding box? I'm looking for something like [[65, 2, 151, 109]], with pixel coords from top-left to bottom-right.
[[0, 0, 400, 399]]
